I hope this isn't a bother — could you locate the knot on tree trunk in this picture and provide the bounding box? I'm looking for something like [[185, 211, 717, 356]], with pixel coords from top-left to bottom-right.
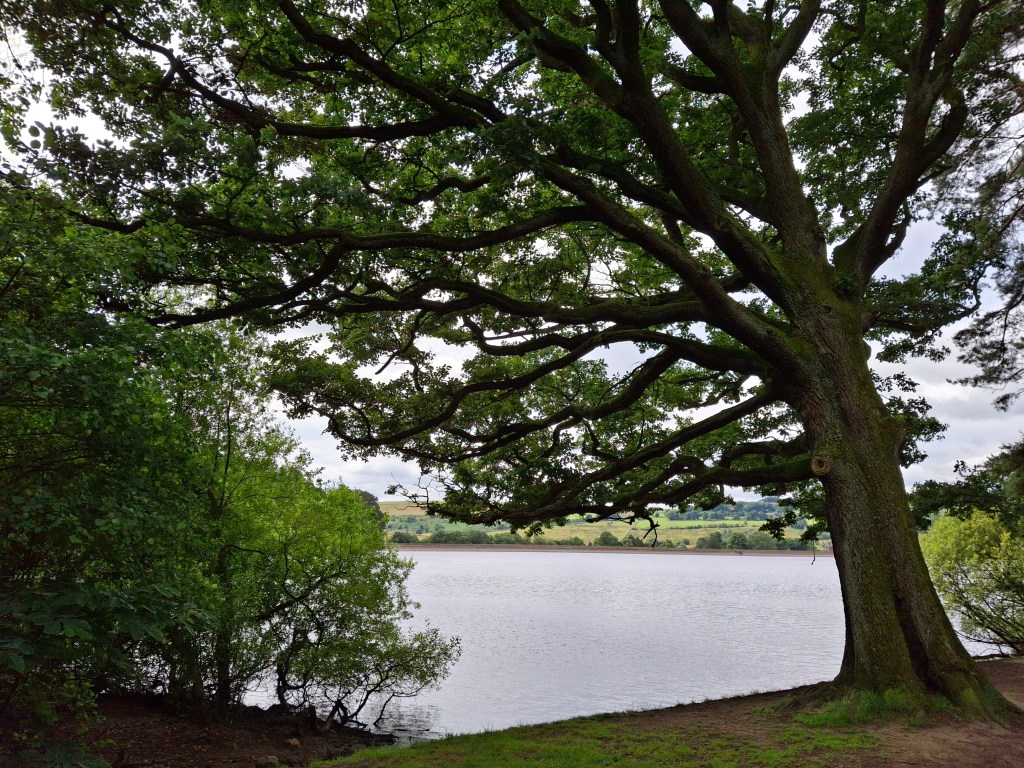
[[811, 455, 832, 476]]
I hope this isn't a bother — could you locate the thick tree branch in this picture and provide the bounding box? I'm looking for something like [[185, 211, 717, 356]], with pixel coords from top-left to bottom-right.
[[458, 320, 764, 375], [652, 456, 816, 507], [662, 63, 726, 95], [767, 0, 821, 77], [466, 386, 784, 524], [841, 2, 982, 282]]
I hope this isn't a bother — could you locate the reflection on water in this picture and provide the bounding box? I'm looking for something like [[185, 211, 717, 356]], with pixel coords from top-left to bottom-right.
[[376, 550, 846, 738]]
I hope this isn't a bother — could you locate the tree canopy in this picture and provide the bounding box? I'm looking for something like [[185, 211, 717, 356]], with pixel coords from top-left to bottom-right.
[[0, 179, 206, 726], [913, 439, 1024, 526], [2, 0, 1022, 710]]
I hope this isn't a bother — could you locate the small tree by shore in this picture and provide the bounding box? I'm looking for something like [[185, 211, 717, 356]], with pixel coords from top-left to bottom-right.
[[922, 512, 1024, 655], [918, 438, 1024, 655]]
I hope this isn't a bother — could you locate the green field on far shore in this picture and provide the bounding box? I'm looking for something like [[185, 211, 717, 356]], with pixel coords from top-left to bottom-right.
[[379, 501, 813, 549]]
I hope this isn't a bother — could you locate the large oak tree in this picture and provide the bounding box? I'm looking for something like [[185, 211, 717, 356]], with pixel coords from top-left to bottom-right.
[[2, 0, 1022, 711]]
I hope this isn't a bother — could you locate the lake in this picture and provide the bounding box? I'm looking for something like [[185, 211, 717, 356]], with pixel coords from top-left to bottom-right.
[[376, 549, 847, 738]]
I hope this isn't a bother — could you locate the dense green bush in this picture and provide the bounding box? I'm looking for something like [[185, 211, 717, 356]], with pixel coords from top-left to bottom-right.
[[727, 532, 749, 549], [921, 512, 1024, 654], [390, 531, 420, 543], [490, 532, 530, 545], [695, 531, 726, 549], [745, 531, 782, 550], [426, 529, 491, 544], [554, 536, 586, 546], [0, 201, 459, 757], [0, 191, 209, 736]]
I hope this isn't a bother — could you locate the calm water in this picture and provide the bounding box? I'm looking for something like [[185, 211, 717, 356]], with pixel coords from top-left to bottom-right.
[[377, 550, 846, 737]]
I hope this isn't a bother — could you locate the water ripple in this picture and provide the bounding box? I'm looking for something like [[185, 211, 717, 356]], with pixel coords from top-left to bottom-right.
[[380, 551, 845, 737]]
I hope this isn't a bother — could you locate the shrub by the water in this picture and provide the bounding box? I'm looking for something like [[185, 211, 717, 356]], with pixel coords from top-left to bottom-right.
[[390, 531, 420, 543], [594, 531, 623, 547]]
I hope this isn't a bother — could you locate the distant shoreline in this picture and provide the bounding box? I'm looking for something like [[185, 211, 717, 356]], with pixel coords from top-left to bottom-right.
[[394, 543, 833, 556]]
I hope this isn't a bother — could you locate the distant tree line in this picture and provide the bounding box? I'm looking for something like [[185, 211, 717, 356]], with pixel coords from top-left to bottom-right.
[[393, 529, 593, 546], [694, 531, 810, 551], [664, 499, 782, 521], [391, 528, 809, 549]]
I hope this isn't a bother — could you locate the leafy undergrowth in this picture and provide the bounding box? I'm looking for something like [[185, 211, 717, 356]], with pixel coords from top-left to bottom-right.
[[316, 709, 877, 768]]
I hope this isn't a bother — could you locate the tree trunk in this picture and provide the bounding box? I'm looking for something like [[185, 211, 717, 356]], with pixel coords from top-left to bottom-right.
[[213, 545, 234, 713], [788, 304, 1011, 714]]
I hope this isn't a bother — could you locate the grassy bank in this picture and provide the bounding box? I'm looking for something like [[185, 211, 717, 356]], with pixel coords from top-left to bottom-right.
[[317, 698, 875, 768], [317, 659, 1024, 768]]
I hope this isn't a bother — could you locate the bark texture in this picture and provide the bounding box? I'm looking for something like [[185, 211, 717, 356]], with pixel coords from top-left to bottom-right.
[[788, 302, 1008, 712]]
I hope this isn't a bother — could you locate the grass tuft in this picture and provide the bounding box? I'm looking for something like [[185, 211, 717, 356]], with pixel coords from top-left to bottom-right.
[[793, 687, 950, 728]]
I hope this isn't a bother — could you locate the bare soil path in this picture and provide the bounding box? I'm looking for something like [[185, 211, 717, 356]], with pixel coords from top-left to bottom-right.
[[609, 658, 1024, 768]]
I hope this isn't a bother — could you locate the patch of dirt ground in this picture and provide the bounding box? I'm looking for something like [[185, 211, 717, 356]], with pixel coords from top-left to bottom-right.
[[611, 658, 1024, 768], [44, 695, 391, 768], [858, 659, 1024, 768], [28, 659, 1024, 767]]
